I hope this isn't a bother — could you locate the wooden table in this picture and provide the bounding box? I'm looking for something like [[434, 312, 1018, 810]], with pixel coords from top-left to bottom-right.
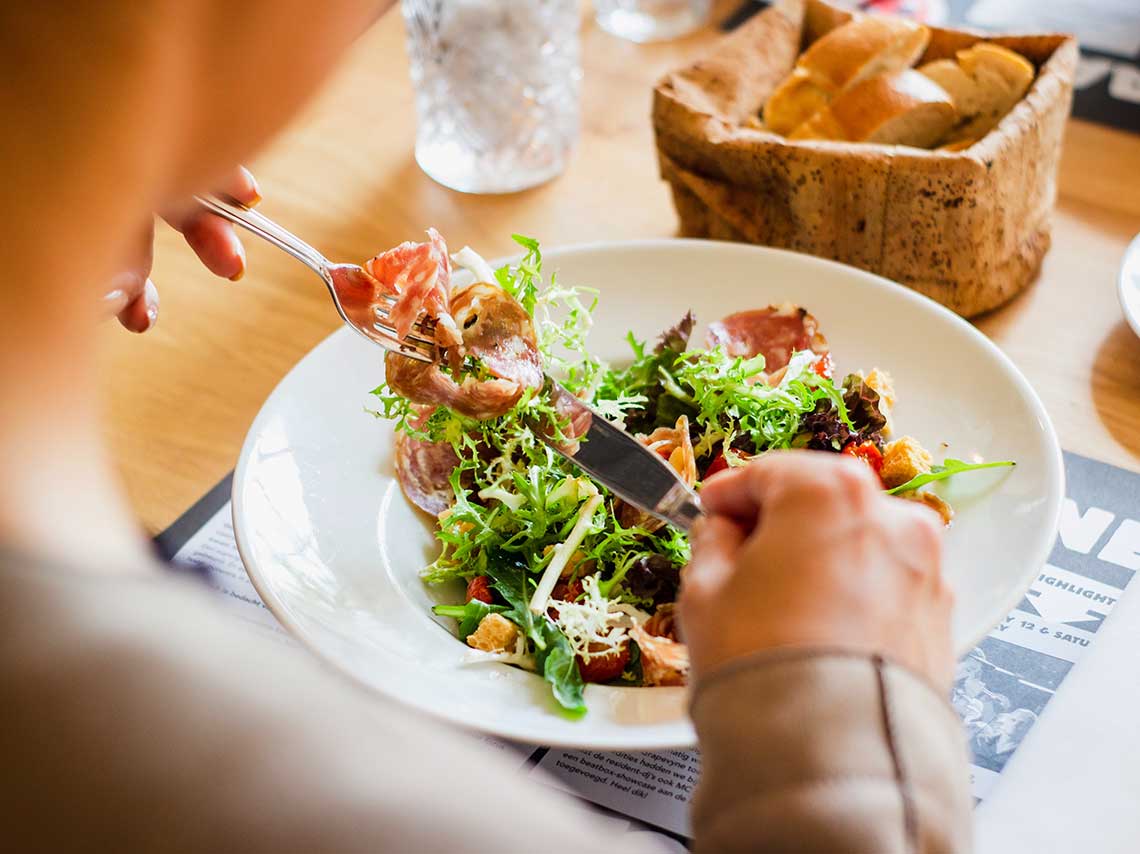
[[95, 5, 1140, 535]]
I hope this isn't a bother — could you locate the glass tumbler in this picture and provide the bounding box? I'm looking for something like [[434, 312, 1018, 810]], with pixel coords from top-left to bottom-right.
[[401, 0, 581, 195], [593, 0, 711, 43]]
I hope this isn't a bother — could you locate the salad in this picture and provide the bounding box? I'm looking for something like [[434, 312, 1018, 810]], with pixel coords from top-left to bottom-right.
[[368, 232, 1013, 715]]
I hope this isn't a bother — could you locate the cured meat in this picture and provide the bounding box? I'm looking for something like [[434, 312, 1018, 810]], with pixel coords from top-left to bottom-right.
[[706, 304, 828, 371], [643, 604, 681, 642], [393, 432, 460, 515], [538, 382, 594, 454], [365, 229, 461, 349], [385, 354, 525, 420], [631, 623, 689, 687], [384, 282, 542, 421], [449, 283, 542, 390]]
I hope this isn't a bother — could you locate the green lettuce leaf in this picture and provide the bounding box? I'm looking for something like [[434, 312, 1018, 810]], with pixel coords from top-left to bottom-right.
[[886, 458, 1016, 495]]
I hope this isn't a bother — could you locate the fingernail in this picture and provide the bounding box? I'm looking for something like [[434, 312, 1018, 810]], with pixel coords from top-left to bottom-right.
[[240, 166, 261, 206], [229, 239, 246, 281], [144, 279, 159, 329], [102, 288, 131, 315]]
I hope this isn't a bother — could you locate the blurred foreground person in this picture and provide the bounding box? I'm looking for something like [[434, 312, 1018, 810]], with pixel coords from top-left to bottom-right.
[[0, 2, 971, 851]]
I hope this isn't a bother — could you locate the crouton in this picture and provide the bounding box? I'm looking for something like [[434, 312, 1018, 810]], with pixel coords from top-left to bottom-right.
[[465, 613, 519, 654], [880, 436, 933, 488]]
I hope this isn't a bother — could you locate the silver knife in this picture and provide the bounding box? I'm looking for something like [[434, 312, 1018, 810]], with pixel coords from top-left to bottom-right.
[[535, 380, 704, 532]]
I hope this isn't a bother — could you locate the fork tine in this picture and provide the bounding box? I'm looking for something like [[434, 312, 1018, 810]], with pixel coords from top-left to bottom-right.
[[372, 302, 436, 329], [373, 319, 437, 349], [372, 307, 438, 349], [369, 324, 435, 361]]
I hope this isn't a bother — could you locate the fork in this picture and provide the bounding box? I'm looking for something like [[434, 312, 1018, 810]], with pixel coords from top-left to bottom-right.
[[198, 193, 703, 532], [195, 193, 436, 362]]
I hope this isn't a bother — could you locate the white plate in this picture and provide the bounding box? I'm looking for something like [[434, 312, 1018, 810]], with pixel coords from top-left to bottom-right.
[[233, 240, 1064, 749], [1120, 233, 1140, 340]]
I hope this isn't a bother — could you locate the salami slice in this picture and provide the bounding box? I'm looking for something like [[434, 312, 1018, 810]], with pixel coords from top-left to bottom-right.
[[386, 351, 525, 420], [394, 432, 459, 516], [706, 304, 828, 371], [449, 283, 542, 390], [384, 282, 542, 421]]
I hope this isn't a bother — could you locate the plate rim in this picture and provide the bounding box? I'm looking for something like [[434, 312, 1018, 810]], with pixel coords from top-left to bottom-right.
[[1118, 232, 1140, 340], [233, 238, 1065, 748]]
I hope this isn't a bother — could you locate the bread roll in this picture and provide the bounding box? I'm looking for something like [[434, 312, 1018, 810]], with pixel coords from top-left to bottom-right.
[[919, 42, 1034, 142], [764, 15, 930, 135], [790, 70, 957, 148]]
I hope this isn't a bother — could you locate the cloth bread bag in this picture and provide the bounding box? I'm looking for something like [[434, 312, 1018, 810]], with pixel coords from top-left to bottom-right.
[[652, 0, 1078, 317]]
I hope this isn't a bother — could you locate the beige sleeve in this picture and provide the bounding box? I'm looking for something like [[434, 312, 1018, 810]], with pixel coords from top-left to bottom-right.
[[690, 650, 973, 854], [0, 558, 665, 854]]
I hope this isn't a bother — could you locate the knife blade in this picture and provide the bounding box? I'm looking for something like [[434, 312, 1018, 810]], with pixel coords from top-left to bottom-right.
[[533, 379, 704, 532]]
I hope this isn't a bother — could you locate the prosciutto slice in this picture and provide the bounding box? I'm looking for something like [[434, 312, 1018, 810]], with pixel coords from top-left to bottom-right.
[[384, 282, 542, 420], [394, 432, 459, 516], [706, 304, 828, 371], [364, 229, 461, 349]]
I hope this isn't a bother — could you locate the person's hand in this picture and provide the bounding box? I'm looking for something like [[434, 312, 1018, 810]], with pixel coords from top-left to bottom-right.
[[101, 167, 260, 332], [681, 450, 954, 692]]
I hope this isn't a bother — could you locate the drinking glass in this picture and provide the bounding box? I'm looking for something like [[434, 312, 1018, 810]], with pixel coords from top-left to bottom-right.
[[593, 0, 711, 43], [401, 0, 581, 194]]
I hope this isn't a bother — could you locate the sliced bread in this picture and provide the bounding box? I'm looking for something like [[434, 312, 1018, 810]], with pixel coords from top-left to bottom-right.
[[763, 14, 930, 134], [919, 42, 1035, 142], [790, 69, 957, 147]]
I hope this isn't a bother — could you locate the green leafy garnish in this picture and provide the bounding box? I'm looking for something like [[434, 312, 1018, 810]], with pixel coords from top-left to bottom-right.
[[597, 343, 853, 459], [495, 234, 542, 317], [620, 639, 644, 686], [887, 458, 1016, 495], [432, 600, 508, 641], [482, 550, 585, 716]]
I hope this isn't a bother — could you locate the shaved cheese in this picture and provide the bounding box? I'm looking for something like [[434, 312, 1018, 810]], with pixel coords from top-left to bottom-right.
[[476, 485, 525, 512], [451, 246, 496, 286], [551, 575, 649, 662], [546, 476, 597, 508], [528, 494, 603, 614]]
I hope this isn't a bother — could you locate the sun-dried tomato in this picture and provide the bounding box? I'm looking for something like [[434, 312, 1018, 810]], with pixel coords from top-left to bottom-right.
[[465, 575, 493, 604], [842, 440, 885, 481], [703, 452, 730, 479], [578, 642, 631, 683], [813, 352, 835, 379], [546, 578, 585, 620]]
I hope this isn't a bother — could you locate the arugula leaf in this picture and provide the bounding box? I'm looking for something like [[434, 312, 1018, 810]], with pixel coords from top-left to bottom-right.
[[481, 550, 540, 645], [887, 458, 1016, 495], [620, 639, 644, 686], [480, 549, 586, 715], [432, 601, 508, 641], [536, 618, 586, 715]]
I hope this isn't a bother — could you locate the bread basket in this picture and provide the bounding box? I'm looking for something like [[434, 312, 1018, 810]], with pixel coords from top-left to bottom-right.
[[652, 0, 1078, 317]]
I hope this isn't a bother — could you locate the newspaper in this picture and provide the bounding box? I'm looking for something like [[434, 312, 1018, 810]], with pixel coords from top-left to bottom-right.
[[170, 451, 1138, 840]]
